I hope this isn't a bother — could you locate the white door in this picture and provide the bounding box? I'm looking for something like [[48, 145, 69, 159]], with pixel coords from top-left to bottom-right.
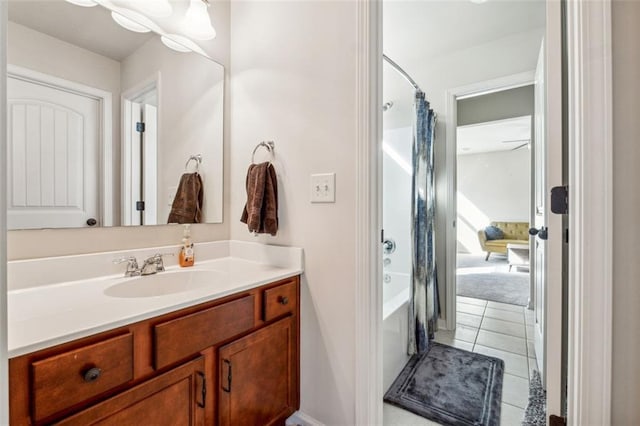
[[532, 1, 564, 418], [7, 76, 100, 229]]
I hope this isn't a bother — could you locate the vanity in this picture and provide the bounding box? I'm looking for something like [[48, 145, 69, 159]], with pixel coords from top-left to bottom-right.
[[7, 241, 303, 425]]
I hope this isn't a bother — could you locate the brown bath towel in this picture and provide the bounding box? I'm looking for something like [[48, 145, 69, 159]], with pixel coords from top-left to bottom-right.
[[240, 162, 278, 235], [168, 173, 203, 224]]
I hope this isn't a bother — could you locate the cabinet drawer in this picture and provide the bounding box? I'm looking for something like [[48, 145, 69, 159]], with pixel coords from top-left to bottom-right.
[[263, 280, 297, 322], [154, 295, 255, 369], [31, 333, 134, 422]]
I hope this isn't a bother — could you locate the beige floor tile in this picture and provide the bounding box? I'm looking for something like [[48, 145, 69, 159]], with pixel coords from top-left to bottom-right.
[[527, 340, 536, 358], [484, 308, 525, 324], [500, 403, 525, 426], [480, 317, 526, 338], [433, 336, 474, 351], [457, 312, 483, 328], [528, 357, 539, 380], [457, 296, 488, 307], [525, 325, 535, 341], [476, 330, 527, 356], [457, 302, 486, 316], [383, 403, 441, 425], [502, 374, 530, 409], [473, 345, 530, 379], [486, 301, 525, 313], [435, 324, 478, 344]]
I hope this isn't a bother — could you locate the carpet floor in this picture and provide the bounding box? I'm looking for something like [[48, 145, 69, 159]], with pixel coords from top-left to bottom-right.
[[457, 254, 530, 306], [384, 342, 504, 426]]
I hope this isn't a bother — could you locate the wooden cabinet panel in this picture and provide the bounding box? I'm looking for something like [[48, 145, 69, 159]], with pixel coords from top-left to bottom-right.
[[154, 295, 255, 369], [31, 333, 133, 422], [57, 356, 206, 426], [263, 279, 297, 322], [218, 317, 295, 426]]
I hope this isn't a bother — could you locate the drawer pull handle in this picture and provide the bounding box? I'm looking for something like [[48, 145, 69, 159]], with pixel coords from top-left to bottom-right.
[[222, 359, 232, 393], [196, 371, 206, 408], [83, 367, 102, 383], [278, 296, 289, 305]]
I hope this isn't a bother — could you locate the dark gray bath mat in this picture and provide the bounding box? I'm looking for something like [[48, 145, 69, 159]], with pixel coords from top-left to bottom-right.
[[384, 342, 504, 426], [522, 370, 546, 425]]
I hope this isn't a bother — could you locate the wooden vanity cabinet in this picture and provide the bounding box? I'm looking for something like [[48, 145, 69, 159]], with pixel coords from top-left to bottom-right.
[[9, 276, 300, 426]]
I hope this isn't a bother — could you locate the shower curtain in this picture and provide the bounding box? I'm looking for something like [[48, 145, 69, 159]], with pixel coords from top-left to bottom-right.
[[408, 91, 439, 355]]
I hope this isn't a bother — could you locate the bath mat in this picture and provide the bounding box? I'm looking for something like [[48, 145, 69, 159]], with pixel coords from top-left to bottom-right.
[[384, 342, 504, 426], [522, 370, 546, 425]]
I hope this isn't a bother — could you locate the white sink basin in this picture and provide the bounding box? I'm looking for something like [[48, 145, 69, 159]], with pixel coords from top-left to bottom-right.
[[104, 270, 222, 298]]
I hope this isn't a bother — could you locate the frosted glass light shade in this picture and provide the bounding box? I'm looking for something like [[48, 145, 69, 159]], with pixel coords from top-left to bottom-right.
[[135, 0, 172, 18], [161, 34, 209, 57], [183, 0, 216, 41], [111, 10, 152, 33], [65, 0, 98, 7]]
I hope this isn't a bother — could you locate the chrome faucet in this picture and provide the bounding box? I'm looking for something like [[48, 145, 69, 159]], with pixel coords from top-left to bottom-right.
[[140, 253, 174, 276], [113, 253, 174, 277], [113, 256, 141, 277]]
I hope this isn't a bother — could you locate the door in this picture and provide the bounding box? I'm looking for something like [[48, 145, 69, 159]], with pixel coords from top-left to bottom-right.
[[218, 317, 296, 426], [531, 0, 564, 418], [58, 356, 206, 425], [7, 76, 99, 229]]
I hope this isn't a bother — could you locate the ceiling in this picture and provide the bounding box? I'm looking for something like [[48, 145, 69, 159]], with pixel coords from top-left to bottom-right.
[[383, 0, 546, 64], [457, 115, 531, 155], [8, 0, 154, 61]]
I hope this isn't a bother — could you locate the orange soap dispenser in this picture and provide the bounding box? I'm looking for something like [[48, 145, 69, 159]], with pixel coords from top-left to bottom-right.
[[179, 224, 195, 267]]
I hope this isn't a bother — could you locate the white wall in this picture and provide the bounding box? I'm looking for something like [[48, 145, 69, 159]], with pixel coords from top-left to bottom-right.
[[228, 2, 358, 424], [457, 149, 530, 253], [611, 0, 640, 422], [6, 1, 231, 261], [382, 126, 412, 276], [121, 37, 224, 224]]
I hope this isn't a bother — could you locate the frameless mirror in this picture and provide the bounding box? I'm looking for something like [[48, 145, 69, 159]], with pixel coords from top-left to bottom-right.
[[6, 0, 224, 229]]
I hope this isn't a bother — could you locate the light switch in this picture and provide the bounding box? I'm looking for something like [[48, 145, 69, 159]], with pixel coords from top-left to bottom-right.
[[310, 173, 335, 203]]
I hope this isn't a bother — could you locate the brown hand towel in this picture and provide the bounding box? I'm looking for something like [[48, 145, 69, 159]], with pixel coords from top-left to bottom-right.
[[240, 162, 278, 235], [167, 173, 203, 224]]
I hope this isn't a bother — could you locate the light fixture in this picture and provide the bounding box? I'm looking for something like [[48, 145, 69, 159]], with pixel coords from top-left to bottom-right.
[[111, 10, 153, 33], [134, 0, 172, 18], [183, 0, 216, 41], [65, 0, 98, 7], [161, 34, 209, 57]]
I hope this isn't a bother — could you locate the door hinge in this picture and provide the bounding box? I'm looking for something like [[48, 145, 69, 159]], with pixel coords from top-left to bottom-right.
[[381, 229, 385, 244], [549, 415, 567, 426], [136, 201, 145, 211], [136, 122, 145, 133], [550, 185, 568, 214]]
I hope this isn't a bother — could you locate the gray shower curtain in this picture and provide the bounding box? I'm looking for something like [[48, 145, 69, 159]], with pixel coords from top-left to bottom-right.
[[408, 91, 439, 355]]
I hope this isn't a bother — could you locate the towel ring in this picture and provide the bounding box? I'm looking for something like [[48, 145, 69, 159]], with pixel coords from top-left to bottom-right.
[[185, 154, 202, 172], [251, 141, 275, 164]]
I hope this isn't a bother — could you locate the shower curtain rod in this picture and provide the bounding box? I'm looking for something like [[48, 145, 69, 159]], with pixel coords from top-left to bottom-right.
[[383, 54, 422, 93]]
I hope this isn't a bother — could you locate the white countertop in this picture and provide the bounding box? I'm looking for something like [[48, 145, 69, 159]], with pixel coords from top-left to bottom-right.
[[8, 241, 303, 358]]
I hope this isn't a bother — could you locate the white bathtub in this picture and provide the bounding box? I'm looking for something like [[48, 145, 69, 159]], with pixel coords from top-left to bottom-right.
[[383, 271, 410, 320], [382, 271, 411, 391]]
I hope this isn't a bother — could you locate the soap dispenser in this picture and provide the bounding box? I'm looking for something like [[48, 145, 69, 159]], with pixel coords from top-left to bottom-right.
[[179, 224, 195, 267]]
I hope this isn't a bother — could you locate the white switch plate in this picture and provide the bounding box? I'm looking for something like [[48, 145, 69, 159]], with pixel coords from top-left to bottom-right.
[[310, 173, 335, 203]]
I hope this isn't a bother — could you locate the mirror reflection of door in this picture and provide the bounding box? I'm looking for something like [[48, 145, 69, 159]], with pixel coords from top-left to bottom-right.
[[7, 71, 101, 229], [122, 84, 158, 226]]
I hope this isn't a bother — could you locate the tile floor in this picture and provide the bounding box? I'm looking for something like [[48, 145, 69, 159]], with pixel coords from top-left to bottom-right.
[[384, 297, 537, 426]]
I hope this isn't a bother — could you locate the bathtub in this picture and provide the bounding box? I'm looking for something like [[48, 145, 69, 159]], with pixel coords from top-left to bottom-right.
[[382, 271, 411, 391], [383, 271, 410, 320]]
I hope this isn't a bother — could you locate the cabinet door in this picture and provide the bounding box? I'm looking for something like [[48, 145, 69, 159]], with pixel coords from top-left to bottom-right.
[[218, 317, 295, 426], [58, 356, 206, 426]]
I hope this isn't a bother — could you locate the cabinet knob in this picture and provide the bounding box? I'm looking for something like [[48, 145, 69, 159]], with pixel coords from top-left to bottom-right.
[[83, 367, 102, 383], [278, 296, 289, 305]]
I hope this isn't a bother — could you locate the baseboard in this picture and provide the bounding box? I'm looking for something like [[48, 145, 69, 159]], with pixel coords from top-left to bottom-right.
[[286, 411, 325, 426]]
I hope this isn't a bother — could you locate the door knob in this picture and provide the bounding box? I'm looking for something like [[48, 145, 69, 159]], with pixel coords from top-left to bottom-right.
[[86, 218, 97, 226], [529, 226, 548, 240]]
